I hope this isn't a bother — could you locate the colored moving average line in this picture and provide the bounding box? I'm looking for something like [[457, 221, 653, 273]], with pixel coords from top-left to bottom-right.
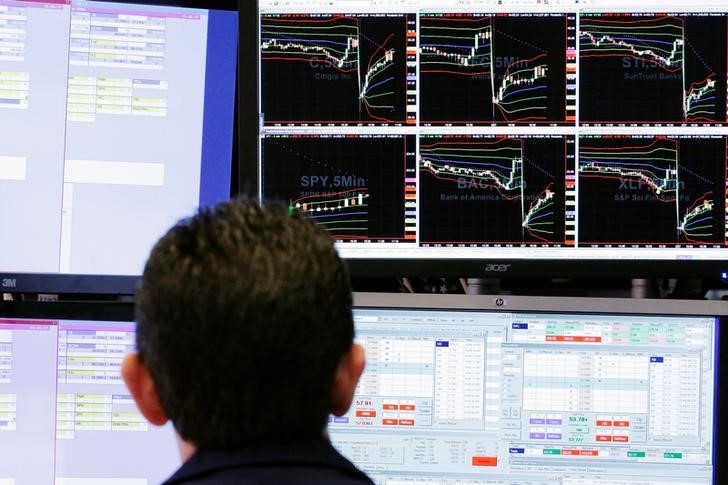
[[579, 140, 680, 203], [678, 191, 714, 243], [420, 139, 524, 200], [580, 16, 684, 71], [494, 54, 549, 121], [523, 184, 556, 243], [420, 16, 549, 122], [359, 34, 395, 115], [421, 138, 558, 242], [684, 75, 717, 121], [579, 138, 717, 244], [580, 15, 718, 122], [289, 188, 370, 239], [261, 16, 397, 122], [420, 19, 493, 74]]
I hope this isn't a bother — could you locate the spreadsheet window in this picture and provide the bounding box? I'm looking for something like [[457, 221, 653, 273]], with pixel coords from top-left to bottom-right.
[[0, 320, 57, 484], [0, 317, 179, 485], [329, 308, 718, 485], [0, 0, 237, 277]]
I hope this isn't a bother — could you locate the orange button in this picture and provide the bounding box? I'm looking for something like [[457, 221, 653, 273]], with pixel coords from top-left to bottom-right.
[[471, 456, 497, 466], [356, 410, 376, 418]]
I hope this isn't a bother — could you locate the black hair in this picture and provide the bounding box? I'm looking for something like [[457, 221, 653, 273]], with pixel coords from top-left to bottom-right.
[[136, 198, 353, 449]]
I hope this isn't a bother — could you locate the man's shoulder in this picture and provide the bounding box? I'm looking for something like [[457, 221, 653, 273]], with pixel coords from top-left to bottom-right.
[[164, 438, 374, 485]]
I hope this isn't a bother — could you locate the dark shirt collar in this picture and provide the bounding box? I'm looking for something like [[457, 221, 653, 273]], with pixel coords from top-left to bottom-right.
[[163, 436, 369, 484]]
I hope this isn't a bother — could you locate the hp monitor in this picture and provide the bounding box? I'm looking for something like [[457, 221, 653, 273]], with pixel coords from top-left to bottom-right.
[[329, 292, 726, 483]]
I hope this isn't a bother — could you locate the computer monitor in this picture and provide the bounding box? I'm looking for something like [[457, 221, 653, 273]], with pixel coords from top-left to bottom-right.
[[0, 301, 179, 484], [250, 0, 728, 277], [0, 0, 238, 293], [330, 292, 726, 484]]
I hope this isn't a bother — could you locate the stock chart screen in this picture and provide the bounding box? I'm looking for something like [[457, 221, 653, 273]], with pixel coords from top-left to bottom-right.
[[257, 0, 728, 266]]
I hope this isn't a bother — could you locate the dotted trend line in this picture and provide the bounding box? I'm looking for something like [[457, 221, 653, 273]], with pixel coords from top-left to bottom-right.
[[493, 28, 548, 55], [679, 163, 712, 186], [685, 38, 713, 74], [270, 138, 350, 176], [524, 156, 556, 179]]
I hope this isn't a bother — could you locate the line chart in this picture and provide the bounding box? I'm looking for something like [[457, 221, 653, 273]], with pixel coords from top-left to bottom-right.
[[684, 75, 717, 121], [579, 141, 680, 203], [419, 135, 572, 245], [419, 140, 525, 200], [290, 189, 371, 237], [261, 134, 416, 242], [493, 55, 549, 121], [260, 14, 414, 125], [579, 13, 727, 125], [419, 13, 575, 126], [678, 192, 714, 243], [578, 135, 727, 246], [523, 185, 556, 241]]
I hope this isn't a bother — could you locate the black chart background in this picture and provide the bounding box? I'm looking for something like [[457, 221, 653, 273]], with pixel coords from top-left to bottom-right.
[[579, 14, 727, 124], [261, 134, 414, 241], [420, 135, 569, 245], [419, 14, 569, 125], [261, 14, 410, 125], [578, 136, 726, 246]]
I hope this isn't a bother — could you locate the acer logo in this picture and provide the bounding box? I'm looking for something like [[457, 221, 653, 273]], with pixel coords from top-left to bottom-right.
[[484, 264, 511, 272]]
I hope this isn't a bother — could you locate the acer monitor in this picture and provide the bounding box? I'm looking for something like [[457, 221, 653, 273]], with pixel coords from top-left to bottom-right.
[[249, 0, 728, 277]]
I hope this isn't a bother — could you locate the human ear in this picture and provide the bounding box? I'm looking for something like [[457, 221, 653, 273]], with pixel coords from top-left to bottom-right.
[[121, 352, 169, 426], [330, 343, 366, 416]]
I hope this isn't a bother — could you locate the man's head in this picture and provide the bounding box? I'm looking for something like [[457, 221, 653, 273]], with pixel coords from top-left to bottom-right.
[[122, 199, 365, 451]]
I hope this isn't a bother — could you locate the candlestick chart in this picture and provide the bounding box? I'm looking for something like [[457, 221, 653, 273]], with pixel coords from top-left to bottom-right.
[[579, 13, 727, 125], [419, 135, 573, 245], [261, 134, 416, 242], [578, 136, 727, 246], [260, 14, 412, 125], [419, 13, 574, 126]]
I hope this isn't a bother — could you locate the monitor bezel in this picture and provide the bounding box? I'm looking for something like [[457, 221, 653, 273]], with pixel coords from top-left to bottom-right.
[[0, 0, 239, 295], [0, 300, 135, 322], [352, 292, 727, 484], [243, 0, 728, 279]]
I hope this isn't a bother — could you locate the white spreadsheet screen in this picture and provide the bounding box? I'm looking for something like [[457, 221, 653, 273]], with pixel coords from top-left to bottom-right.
[[329, 307, 719, 485], [0, 317, 179, 485], [0, 0, 237, 277]]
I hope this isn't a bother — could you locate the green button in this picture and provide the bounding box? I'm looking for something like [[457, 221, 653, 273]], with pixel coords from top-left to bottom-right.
[[543, 449, 561, 455], [664, 453, 683, 459], [628, 451, 646, 458]]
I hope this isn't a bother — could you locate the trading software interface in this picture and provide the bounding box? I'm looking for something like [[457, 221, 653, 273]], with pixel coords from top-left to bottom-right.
[[258, 0, 728, 262], [0, 0, 237, 276], [328, 306, 719, 485], [0, 317, 179, 484]]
